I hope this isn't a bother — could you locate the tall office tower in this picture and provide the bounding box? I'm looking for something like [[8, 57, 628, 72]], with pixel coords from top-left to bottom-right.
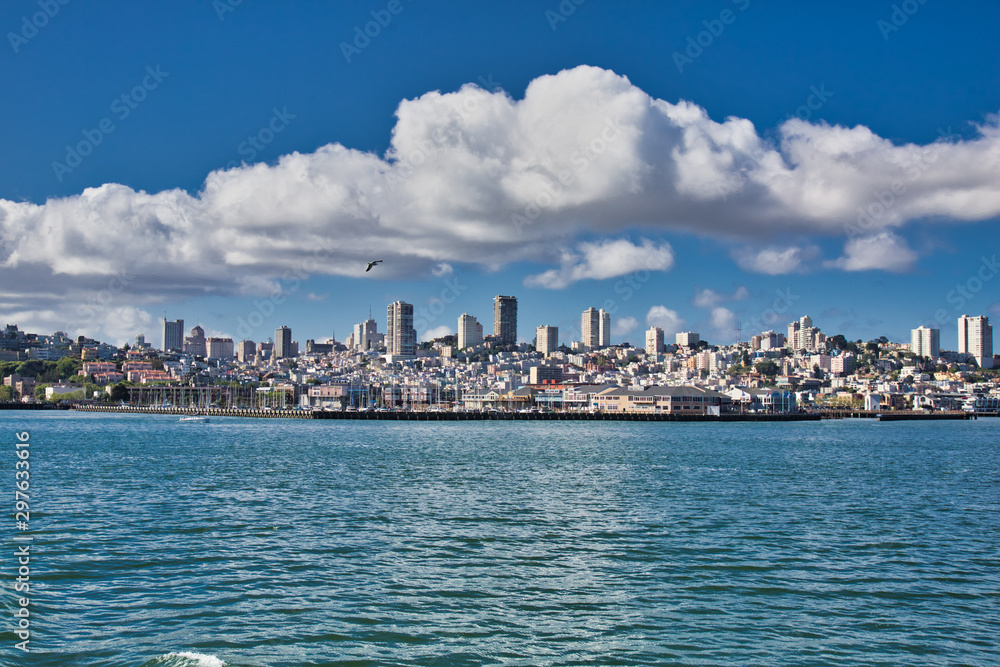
[[645, 327, 664, 356], [958, 315, 994, 368], [274, 325, 292, 359], [493, 295, 518, 345], [237, 340, 256, 363], [458, 313, 484, 350], [387, 301, 416, 357], [536, 325, 558, 355], [910, 326, 940, 359], [162, 318, 183, 352], [598, 308, 611, 347], [582, 307, 599, 349], [353, 318, 379, 351], [183, 325, 207, 357]]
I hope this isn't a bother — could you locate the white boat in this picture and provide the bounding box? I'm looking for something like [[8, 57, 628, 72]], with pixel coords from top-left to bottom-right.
[[179, 415, 210, 423]]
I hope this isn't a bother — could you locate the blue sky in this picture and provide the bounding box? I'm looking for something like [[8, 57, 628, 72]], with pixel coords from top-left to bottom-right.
[[1, 0, 999, 350]]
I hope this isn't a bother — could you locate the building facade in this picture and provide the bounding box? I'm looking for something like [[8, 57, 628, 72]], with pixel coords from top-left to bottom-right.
[[536, 325, 558, 355], [493, 295, 518, 345], [645, 327, 664, 356], [582, 307, 599, 349], [458, 313, 484, 350], [183, 326, 206, 357], [958, 315, 993, 368], [274, 326, 293, 359], [162, 318, 184, 352], [598, 308, 611, 348], [387, 301, 416, 357], [910, 326, 940, 359]]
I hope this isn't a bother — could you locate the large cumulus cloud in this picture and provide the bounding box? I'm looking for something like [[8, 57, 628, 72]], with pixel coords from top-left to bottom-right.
[[2, 65, 1000, 340]]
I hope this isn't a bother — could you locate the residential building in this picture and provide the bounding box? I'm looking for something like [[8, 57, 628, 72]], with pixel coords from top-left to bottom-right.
[[582, 307, 599, 349], [958, 315, 993, 368], [676, 331, 700, 347], [598, 308, 611, 347], [237, 340, 256, 363], [645, 327, 664, 356], [206, 337, 235, 359], [493, 295, 518, 345], [387, 301, 416, 357], [162, 318, 184, 352], [274, 326, 292, 359], [910, 326, 940, 359], [458, 313, 484, 350], [536, 325, 558, 355], [529, 365, 563, 384]]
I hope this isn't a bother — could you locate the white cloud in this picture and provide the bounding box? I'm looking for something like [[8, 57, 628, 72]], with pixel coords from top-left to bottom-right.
[[646, 306, 685, 335], [3, 65, 1000, 340], [826, 232, 918, 272], [612, 315, 638, 337], [692, 285, 750, 308], [524, 238, 674, 289], [707, 306, 736, 343], [733, 245, 820, 275], [421, 325, 452, 341]]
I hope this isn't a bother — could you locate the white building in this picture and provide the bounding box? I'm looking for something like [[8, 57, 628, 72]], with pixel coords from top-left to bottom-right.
[[645, 327, 664, 356], [676, 331, 700, 347], [910, 326, 940, 359], [598, 308, 611, 348], [458, 313, 484, 350], [536, 325, 558, 355], [582, 307, 599, 350], [958, 315, 993, 368], [353, 318, 382, 351]]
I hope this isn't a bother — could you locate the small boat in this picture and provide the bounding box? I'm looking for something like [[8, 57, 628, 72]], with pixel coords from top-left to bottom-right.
[[179, 415, 210, 423]]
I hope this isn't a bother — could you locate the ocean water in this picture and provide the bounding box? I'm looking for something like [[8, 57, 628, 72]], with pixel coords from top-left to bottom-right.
[[3, 412, 999, 666]]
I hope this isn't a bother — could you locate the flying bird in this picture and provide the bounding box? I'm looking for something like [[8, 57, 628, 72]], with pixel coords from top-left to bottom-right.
[[365, 260, 383, 272]]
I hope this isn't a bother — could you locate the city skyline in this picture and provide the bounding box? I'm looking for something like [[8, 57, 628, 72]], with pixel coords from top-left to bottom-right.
[[2, 2, 999, 349]]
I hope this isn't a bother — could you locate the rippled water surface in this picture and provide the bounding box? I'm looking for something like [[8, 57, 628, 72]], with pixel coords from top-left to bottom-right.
[[5, 412, 1000, 666]]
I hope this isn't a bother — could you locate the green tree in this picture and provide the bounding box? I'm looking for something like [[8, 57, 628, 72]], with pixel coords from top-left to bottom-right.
[[56, 356, 82, 379], [0, 385, 13, 401], [755, 360, 779, 377], [109, 383, 129, 402]]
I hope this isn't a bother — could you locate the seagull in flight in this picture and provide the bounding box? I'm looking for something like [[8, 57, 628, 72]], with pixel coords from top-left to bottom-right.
[[365, 260, 383, 272]]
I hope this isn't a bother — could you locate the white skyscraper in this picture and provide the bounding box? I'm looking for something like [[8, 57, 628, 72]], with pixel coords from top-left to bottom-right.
[[582, 307, 599, 349], [598, 308, 611, 347], [910, 326, 940, 359], [353, 318, 380, 351], [645, 327, 664, 356], [458, 313, 484, 350], [387, 301, 416, 357], [536, 325, 558, 355], [958, 315, 994, 368]]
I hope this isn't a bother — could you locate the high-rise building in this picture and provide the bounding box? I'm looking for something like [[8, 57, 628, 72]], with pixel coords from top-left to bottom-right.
[[958, 315, 994, 368], [645, 327, 664, 356], [458, 313, 484, 350], [598, 308, 611, 348], [237, 340, 256, 363], [536, 325, 558, 355], [353, 318, 381, 351], [274, 326, 292, 359], [676, 331, 700, 347], [205, 337, 234, 359], [787, 316, 822, 351], [910, 326, 940, 359], [582, 307, 599, 349], [387, 301, 416, 357], [183, 325, 206, 357], [493, 295, 518, 345], [162, 318, 183, 352]]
